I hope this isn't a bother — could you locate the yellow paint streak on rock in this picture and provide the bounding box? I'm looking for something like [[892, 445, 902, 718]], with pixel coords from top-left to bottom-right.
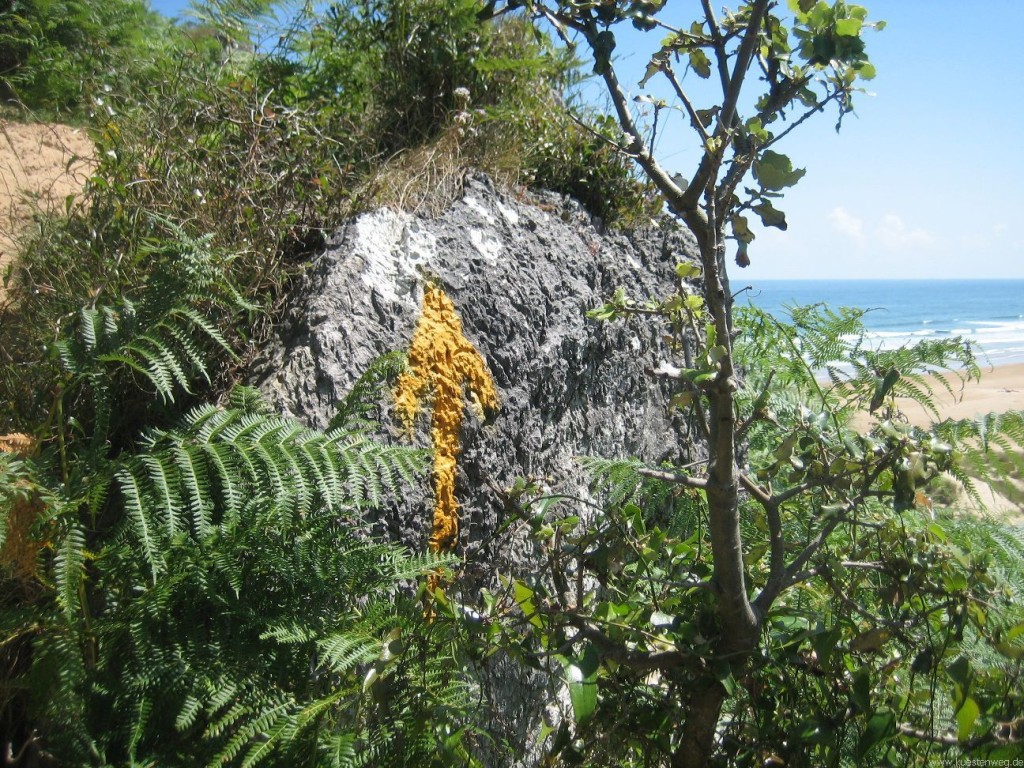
[[395, 285, 498, 556]]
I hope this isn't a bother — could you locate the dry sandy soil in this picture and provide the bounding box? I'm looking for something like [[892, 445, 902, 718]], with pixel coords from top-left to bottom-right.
[[0, 120, 95, 299]]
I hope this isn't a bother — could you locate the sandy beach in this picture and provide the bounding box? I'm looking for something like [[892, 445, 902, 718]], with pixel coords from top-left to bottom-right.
[[888, 362, 1024, 428], [843, 363, 1024, 520]]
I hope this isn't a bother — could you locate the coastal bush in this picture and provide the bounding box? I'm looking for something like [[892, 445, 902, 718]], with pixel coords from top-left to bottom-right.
[[291, 0, 656, 220], [473, 2, 1024, 765], [486, 302, 1024, 765], [0, 0, 222, 117]]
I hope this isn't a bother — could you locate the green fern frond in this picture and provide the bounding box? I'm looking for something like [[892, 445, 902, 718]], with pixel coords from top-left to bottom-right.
[[735, 304, 980, 425], [177, 694, 205, 732], [141, 454, 182, 537], [259, 624, 319, 644], [212, 698, 293, 768], [54, 525, 87, 622], [240, 709, 301, 768], [116, 466, 165, 579], [933, 411, 1024, 504], [318, 631, 381, 673], [580, 455, 675, 510], [387, 550, 458, 582], [228, 385, 274, 415], [52, 223, 249, 414], [328, 352, 408, 432]]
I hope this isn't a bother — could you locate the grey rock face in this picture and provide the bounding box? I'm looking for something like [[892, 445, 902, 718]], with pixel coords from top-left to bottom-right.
[[255, 174, 700, 763]]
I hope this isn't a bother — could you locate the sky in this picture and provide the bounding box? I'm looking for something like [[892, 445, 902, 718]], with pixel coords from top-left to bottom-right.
[[145, 2, 1024, 281]]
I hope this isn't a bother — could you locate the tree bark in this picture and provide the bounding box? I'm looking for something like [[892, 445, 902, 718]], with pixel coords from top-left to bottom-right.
[[672, 676, 728, 768]]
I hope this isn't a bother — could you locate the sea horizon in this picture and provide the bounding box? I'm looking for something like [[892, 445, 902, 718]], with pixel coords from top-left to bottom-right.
[[741, 278, 1024, 368]]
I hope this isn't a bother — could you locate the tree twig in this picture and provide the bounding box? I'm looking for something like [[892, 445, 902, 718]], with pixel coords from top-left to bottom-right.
[[638, 467, 707, 490]]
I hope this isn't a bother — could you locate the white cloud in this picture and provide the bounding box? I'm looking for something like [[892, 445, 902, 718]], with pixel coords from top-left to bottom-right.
[[876, 213, 936, 249], [827, 206, 865, 241]]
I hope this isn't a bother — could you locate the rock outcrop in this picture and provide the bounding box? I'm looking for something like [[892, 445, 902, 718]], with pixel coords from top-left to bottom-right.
[[256, 174, 700, 762]]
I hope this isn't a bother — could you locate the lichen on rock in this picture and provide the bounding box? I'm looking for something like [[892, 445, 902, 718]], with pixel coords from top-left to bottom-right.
[[395, 284, 498, 554]]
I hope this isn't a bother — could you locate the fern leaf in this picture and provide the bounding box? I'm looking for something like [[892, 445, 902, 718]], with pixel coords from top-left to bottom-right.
[[212, 699, 292, 768], [203, 441, 241, 514], [172, 306, 235, 358], [318, 631, 380, 674], [174, 444, 213, 538], [141, 454, 182, 537], [55, 524, 87, 623], [177, 694, 205, 732], [328, 352, 408, 432], [116, 466, 164, 579], [240, 709, 299, 768]]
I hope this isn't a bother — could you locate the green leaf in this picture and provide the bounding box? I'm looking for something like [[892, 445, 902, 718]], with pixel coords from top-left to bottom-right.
[[559, 644, 600, 724], [713, 658, 736, 696], [513, 580, 542, 628], [695, 107, 719, 128], [788, 0, 816, 14], [592, 30, 616, 75], [857, 708, 895, 759], [640, 50, 669, 87], [956, 697, 980, 741], [851, 668, 871, 713], [731, 214, 753, 243], [753, 150, 806, 191], [835, 17, 861, 37], [753, 201, 788, 230], [869, 367, 900, 413], [1006, 622, 1024, 643], [947, 655, 972, 691], [850, 627, 890, 654], [994, 642, 1024, 660], [689, 49, 711, 78], [675, 262, 701, 280]]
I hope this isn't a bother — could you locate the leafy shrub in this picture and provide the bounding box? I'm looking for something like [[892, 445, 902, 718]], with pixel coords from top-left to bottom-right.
[[290, 0, 656, 221], [0, 224, 480, 765], [483, 303, 1024, 766], [0, 0, 208, 117]]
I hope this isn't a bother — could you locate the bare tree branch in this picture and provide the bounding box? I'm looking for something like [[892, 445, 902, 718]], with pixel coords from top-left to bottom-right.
[[699, 0, 732, 94], [661, 64, 710, 143], [639, 467, 708, 490]]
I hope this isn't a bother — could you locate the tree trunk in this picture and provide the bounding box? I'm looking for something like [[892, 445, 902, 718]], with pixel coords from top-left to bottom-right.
[[672, 676, 728, 768], [667, 231, 761, 768]]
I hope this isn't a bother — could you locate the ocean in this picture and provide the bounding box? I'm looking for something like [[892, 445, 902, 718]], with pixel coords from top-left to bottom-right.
[[740, 279, 1024, 368]]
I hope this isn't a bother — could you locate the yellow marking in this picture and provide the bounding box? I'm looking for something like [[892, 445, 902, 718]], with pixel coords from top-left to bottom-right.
[[395, 285, 498, 557]]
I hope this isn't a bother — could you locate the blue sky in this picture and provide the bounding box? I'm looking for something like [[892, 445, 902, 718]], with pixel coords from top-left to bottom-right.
[[145, 2, 1024, 280]]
